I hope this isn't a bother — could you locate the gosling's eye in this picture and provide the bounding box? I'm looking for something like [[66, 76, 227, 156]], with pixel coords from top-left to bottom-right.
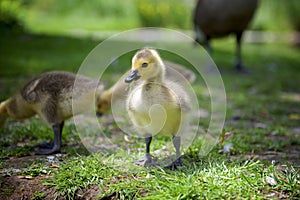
[[141, 63, 148, 68]]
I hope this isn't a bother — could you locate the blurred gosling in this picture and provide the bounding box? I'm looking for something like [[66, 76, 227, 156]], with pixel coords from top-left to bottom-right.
[[0, 71, 104, 154]]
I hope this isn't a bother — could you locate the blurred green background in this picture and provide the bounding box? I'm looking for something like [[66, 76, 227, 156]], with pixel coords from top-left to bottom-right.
[[1, 0, 300, 34], [1, 0, 300, 98]]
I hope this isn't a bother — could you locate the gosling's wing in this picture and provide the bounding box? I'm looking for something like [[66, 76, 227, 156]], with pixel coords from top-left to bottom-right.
[[164, 80, 192, 112], [20, 77, 42, 103], [164, 60, 196, 83]]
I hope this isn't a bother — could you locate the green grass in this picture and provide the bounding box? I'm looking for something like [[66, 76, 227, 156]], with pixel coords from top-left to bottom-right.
[[0, 119, 88, 158], [44, 151, 299, 199], [0, 30, 300, 199]]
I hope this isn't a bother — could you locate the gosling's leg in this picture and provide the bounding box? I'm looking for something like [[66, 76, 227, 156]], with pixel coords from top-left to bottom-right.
[[167, 136, 183, 170], [35, 121, 64, 155], [144, 135, 153, 165], [134, 134, 156, 167]]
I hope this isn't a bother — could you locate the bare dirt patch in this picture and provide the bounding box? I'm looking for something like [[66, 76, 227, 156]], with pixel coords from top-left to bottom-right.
[[0, 174, 56, 200]]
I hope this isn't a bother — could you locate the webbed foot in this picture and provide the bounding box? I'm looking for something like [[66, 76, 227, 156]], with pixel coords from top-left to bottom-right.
[[35, 145, 60, 155], [134, 153, 157, 167], [166, 157, 183, 170], [35, 141, 54, 149]]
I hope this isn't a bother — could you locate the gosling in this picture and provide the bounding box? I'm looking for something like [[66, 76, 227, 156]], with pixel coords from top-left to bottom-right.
[[0, 71, 104, 155], [124, 48, 191, 169]]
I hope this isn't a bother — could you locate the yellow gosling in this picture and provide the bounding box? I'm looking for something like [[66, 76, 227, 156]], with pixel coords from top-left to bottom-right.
[[124, 48, 191, 169]]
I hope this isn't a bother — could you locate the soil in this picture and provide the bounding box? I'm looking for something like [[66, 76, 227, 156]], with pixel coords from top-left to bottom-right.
[[0, 175, 57, 200], [0, 155, 103, 200]]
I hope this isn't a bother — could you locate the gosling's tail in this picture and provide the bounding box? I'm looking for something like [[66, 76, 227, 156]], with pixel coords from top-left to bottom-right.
[[0, 100, 9, 128]]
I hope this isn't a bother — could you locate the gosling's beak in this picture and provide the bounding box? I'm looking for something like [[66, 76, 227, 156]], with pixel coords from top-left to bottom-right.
[[96, 111, 103, 117], [125, 69, 140, 83]]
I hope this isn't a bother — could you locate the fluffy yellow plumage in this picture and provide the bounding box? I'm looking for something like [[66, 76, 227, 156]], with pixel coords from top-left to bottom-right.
[[125, 48, 191, 169]]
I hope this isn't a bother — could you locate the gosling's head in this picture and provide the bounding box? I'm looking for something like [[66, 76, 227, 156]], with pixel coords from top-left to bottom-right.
[[125, 48, 164, 83], [95, 89, 112, 117]]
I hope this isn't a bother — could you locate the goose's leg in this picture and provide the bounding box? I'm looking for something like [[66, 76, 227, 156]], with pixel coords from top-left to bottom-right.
[[168, 136, 183, 170], [205, 36, 212, 55], [235, 31, 245, 71], [35, 121, 64, 155]]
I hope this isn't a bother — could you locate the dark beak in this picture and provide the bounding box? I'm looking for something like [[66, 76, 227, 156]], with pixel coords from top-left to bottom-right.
[[125, 69, 140, 83], [96, 111, 103, 117]]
